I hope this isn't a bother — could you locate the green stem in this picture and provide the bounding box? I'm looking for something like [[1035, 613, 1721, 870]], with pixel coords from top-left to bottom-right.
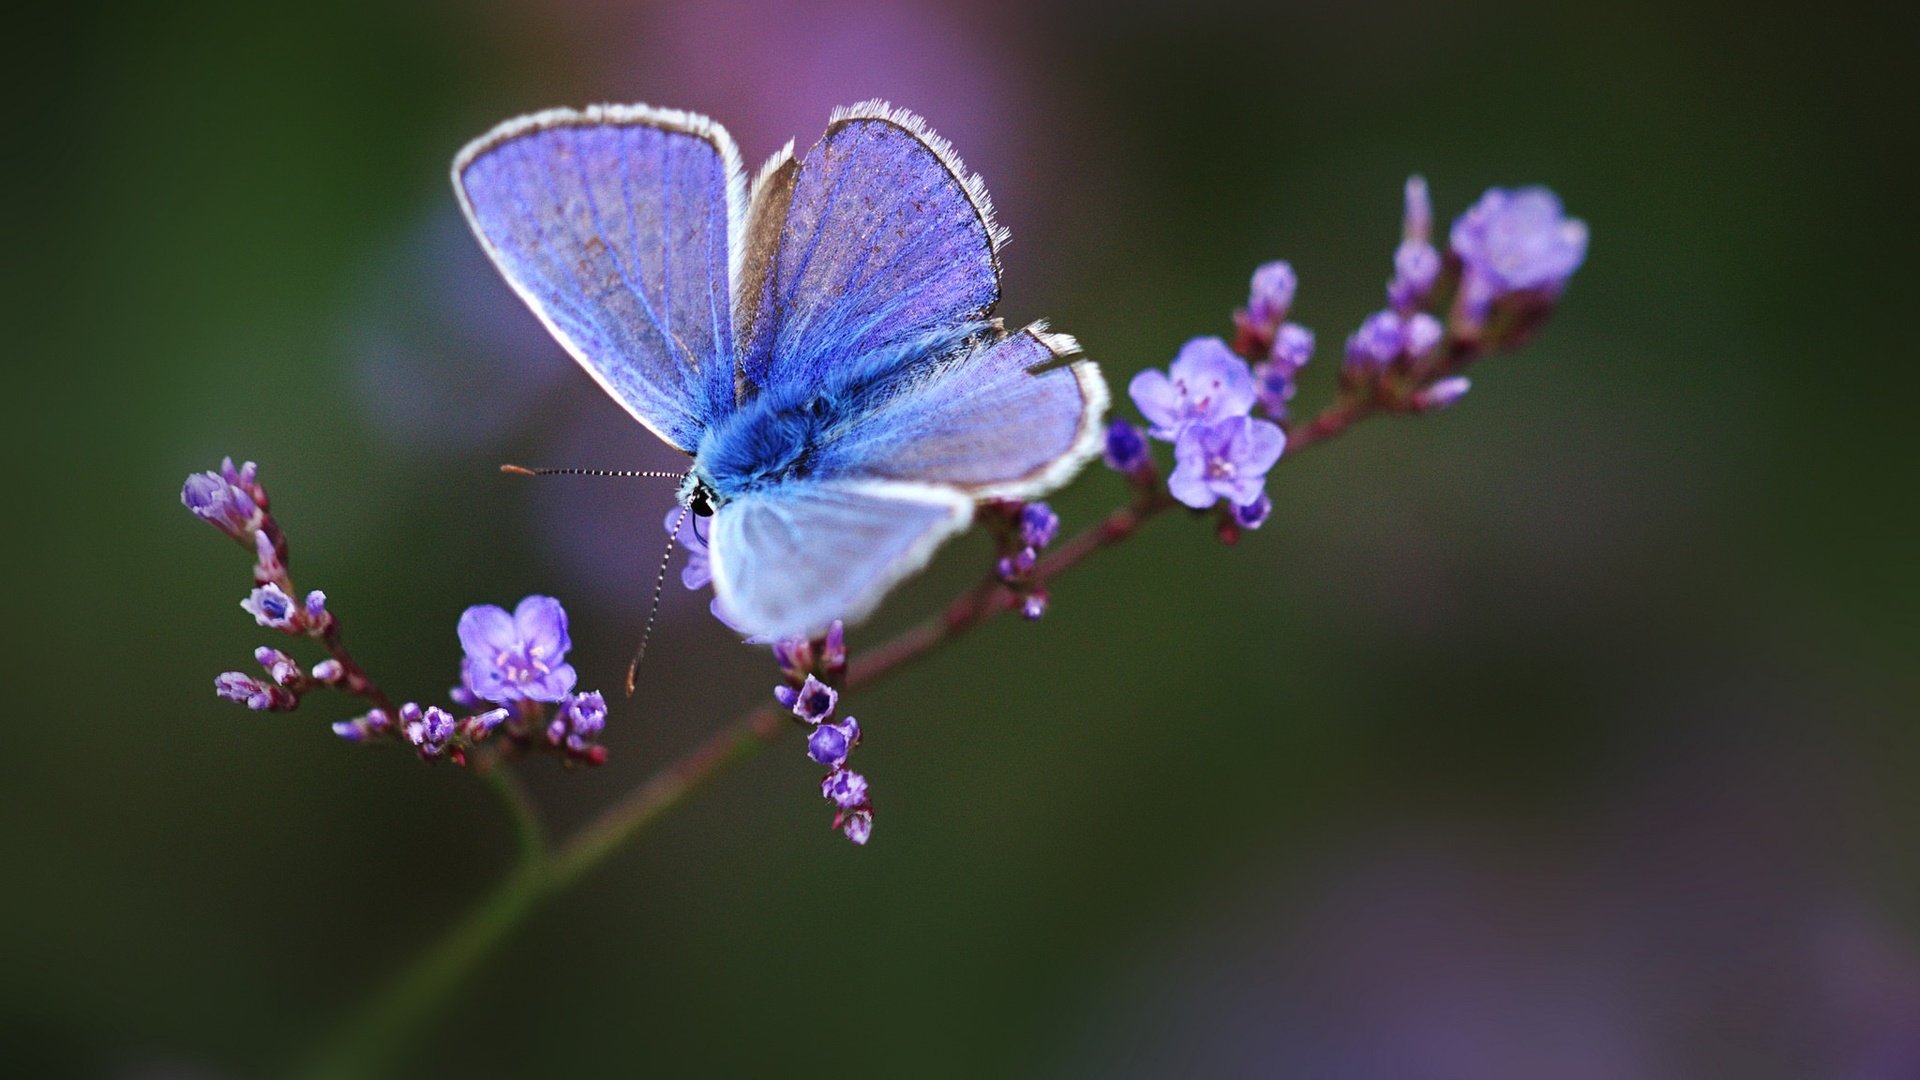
[[292, 859, 546, 1080], [477, 758, 545, 866]]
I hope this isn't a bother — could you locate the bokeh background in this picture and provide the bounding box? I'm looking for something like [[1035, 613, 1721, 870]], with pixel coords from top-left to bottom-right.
[[8, 1, 1917, 1076]]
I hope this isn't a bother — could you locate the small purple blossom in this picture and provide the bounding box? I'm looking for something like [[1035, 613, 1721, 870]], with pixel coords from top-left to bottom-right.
[[457, 595, 577, 704], [1269, 323, 1315, 376], [1252, 361, 1296, 420], [311, 659, 344, 684], [664, 508, 713, 591], [820, 621, 847, 676], [1233, 493, 1273, 530], [786, 674, 838, 724], [1450, 186, 1588, 319], [840, 808, 874, 845], [215, 671, 293, 711], [808, 717, 862, 767], [1403, 312, 1444, 360], [181, 462, 262, 542], [242, 583, 300, 631], [1018, 502, 1060, 550], [1345, 311, 1406, 374], [1022, 590, 1049, 621], [402, 704, 457, 757], [303, 590, 329, 625], [997, 547, 1038, 583], [331, 708, 390, 743], [547, 691, 609, 760], [1104, 420, 1150, 473], [467, 708, 511, 737], [1130, 337, 1257, 440], [253, 529, 285, 581], [1168, 416, 1287, 510], [1244, 261, 1298, 336], [1390, 241, 1442, 313], [822, 767, 870, 810], [254, 646, 302, 687], [1413, 376, 1473, 413]]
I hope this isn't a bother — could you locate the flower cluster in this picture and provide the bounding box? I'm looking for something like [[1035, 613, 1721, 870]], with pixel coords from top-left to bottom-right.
[[1341, 177, 1588, 408], [1125, 333, 1288, 529], [769, 622, 872, 844], [1108, 178, 1585, 540], [988, 499, 1061, 621], [184, 458, 606, 767]]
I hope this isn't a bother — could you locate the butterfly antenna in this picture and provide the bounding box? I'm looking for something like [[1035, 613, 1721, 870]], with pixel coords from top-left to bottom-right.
[[501, 464, 686, 480], [627, 504, 687, 696]]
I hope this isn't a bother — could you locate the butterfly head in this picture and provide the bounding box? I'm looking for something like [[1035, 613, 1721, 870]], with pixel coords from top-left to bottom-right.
[[677, 470, 719, 517]]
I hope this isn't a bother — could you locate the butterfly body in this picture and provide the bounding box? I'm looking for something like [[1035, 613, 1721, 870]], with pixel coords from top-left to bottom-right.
[[456, 102, 1107, 638]]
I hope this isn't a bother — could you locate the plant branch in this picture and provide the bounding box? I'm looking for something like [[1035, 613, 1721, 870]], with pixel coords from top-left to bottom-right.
[[300, 391, 1373, 1078]]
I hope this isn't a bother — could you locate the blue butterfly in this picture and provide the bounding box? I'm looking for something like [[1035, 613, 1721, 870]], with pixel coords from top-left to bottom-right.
[[453, 101, 1108, 639]]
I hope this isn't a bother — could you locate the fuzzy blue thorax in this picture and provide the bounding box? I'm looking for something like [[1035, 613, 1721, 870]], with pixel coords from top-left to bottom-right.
[[681, 322, 990, 510]]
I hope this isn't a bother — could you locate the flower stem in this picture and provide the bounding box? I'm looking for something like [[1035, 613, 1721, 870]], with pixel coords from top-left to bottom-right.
[[293, 860, 547, 1080], [298, 393, 1372, 1076]]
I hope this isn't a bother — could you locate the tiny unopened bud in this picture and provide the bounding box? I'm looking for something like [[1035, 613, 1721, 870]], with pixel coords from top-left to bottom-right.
[[1021, 591, 1049, 622], [1413, 376, 1472, 413]]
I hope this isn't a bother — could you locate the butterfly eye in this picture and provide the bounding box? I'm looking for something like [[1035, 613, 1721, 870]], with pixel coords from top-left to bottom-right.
[[689, 490, 714, 517]]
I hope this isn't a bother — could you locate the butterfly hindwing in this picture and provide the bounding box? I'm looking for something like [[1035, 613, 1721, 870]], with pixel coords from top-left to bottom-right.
[[708, 481, 973, 639], [454, 105, 746, 451], [807, 323, 1108, 499], [744, 101, 1004, 392]]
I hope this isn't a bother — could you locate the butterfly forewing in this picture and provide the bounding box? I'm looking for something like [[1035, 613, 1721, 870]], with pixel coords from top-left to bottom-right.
[[454, 106, 746, 451]]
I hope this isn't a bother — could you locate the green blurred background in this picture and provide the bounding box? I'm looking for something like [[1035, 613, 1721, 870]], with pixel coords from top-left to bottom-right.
[[8, 1, 1917, 1076]]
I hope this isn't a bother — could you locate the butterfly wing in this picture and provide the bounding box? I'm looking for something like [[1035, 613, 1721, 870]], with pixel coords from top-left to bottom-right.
[[737, 100, 1004, 393], [454, 105, 746, 451], [808, 322, 1108, 500], [708, 481, 973, 639]]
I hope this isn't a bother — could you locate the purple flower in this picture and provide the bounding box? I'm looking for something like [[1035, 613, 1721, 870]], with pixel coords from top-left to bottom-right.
[[1450, 186, 1588, 319], [1129, 338, 1257, 440], [402, 704, 457, 756], [820, 621, 847, 676], [783, 674, 838, 724], [1018, 502, 1060, 550], [1021, 591, 1049, 621], [303, 590, 329, 625], [822, 767, 870, 809], [996, 547, 1038, 583], [331, 708, 390, 743], [1104, 420, 1150, 473], [1269, 323, 1315, 376], [1403, 312, 1444, 360], [180, 466, 263, 541], [467, 708, 511, 737], [1252, 361, 1296, 420], [808, 717, 862, 767], [1412, 376, 1473, 413], [1387, 176, 1439, 316], [1233, 493, 1272, 530], [1390, 241, 1442, 313], [1244, 261, 1298, 336], [457, 595, 577, 704], [1168, 416, 1287, 510], [548, 690, 609, 756], [215, 671, 293, 711], [311, 659, 344, 684], [242, 583, 300, 631], [1345, 311, 1406, 374], [840, 808, 874, 845], [664, 508, 713, 591], [254, 646, 302, 687]]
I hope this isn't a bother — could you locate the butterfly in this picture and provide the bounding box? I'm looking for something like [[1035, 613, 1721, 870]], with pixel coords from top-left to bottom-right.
[[453, 101, 1108, 639]]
